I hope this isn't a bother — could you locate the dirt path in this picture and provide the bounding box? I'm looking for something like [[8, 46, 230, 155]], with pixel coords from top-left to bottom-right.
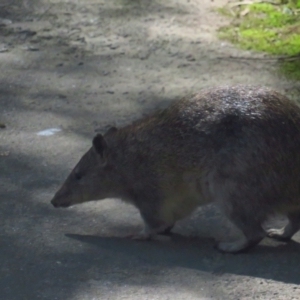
[[1, 1, 300, 299]]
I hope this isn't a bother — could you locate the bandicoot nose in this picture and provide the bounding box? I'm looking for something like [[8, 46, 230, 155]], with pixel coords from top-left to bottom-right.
[[51, 199, 59, 207], [51, 198, 71, 208]]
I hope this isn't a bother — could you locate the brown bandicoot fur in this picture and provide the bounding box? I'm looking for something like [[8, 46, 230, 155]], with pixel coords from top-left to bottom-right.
[[51, 85, 300, 253]]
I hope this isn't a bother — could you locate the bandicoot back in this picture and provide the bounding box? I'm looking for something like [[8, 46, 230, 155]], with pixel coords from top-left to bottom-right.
[[51, 85, 300, 253]]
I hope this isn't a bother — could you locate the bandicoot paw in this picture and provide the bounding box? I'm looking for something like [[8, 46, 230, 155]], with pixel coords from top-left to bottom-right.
[[125, 232, 152, 241], [125, 232, 171, 242]]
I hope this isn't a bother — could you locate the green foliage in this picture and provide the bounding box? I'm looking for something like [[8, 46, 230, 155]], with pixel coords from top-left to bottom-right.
[[218, 0, 300, 80], [281, 61, 300, 79]]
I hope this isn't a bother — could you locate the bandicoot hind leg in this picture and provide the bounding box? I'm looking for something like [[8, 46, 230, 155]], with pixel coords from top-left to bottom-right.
[[267, 211, 300, 241], [158, 225, 174, 235], [216, 201, 266, 253], [216, 222, 266, 253]]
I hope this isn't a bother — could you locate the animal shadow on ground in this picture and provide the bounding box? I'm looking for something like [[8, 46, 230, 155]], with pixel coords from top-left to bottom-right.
[[65, 228, 300, 286]]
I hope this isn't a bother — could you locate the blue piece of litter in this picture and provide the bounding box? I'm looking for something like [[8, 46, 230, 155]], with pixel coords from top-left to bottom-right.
[[37, 128, 61, 136]]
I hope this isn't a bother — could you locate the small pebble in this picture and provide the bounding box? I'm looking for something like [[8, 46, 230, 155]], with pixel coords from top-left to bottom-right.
[[0, 45, 8, 53], [22, 45, 39, 51], [0, 18, 12, 25], [109, 44, 119, 50], [186, 54, 196, 61]]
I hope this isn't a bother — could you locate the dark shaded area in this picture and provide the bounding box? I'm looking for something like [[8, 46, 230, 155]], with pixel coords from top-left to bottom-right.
[[66, 234, 300, 284]]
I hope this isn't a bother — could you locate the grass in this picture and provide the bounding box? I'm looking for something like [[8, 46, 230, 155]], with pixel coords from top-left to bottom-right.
[[218, 0, 300, 80]]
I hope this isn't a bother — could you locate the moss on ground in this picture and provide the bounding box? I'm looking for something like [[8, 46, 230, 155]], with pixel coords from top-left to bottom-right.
[[218, 1, 300, 80]]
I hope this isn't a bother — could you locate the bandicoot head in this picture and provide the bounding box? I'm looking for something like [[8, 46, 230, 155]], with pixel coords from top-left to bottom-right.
[[51, 127, 124, 208]]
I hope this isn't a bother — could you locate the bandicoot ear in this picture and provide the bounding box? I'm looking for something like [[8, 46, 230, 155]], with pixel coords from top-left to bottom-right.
[[104, 126, 118, 138], [92, 134, 108, 157]]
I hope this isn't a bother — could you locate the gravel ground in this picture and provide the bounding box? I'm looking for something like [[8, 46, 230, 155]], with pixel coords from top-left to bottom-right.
[[1, 0, 300, 299]]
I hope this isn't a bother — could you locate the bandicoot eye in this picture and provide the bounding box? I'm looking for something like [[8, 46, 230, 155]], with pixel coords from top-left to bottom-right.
[[74, 172, 82, 180]]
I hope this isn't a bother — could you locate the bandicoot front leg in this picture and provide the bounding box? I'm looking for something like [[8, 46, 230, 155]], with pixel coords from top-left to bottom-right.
[[126, 208, 174, 241]]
